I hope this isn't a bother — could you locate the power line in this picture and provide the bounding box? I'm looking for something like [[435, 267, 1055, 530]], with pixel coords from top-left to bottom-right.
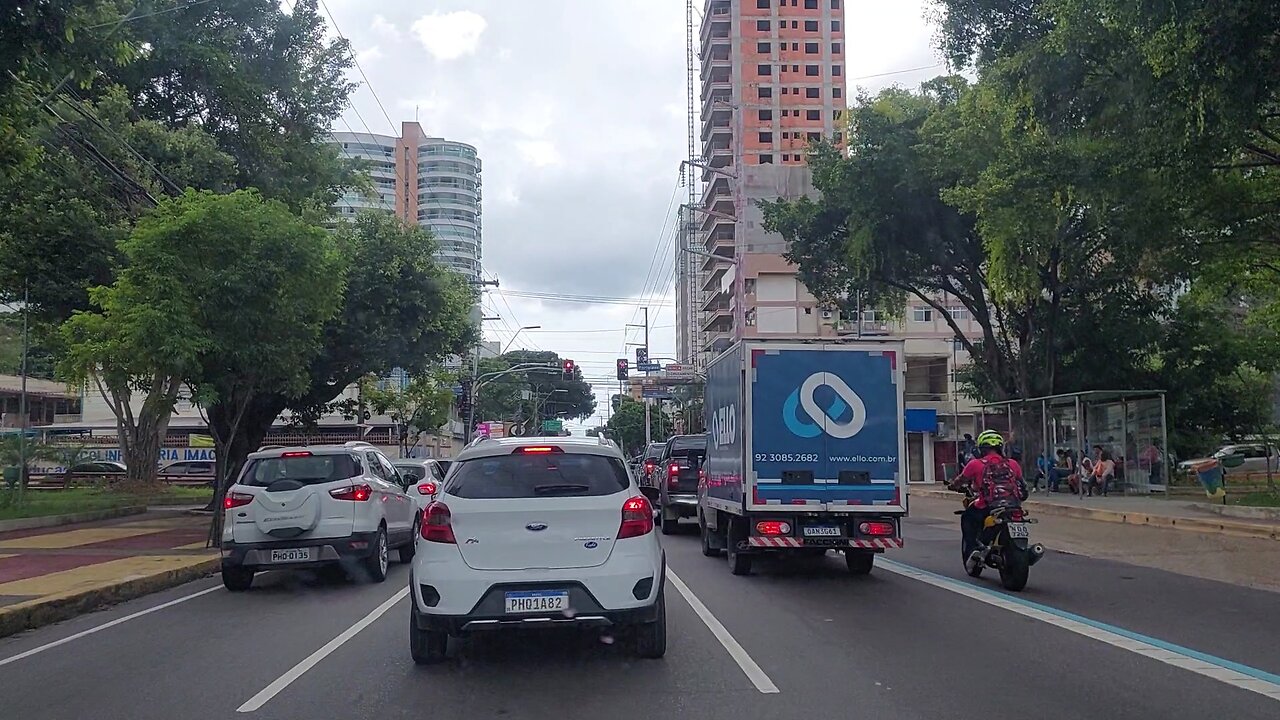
[[852, 63, 946, 81], [85, 0, 218, 29], [317, 0, 397, 134], [497, 289, 674, 307]]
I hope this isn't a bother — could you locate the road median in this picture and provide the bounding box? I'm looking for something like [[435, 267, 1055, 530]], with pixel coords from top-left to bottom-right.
[[910, 486, 1280, 542]]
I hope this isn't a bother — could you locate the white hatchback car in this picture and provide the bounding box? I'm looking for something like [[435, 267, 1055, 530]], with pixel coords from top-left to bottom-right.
[[408, 436, 666, 664], [392, 458, 450, 511], [220, 443, 418, 591]]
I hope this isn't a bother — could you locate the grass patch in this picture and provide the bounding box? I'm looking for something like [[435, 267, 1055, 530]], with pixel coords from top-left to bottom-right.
[[0, 486, 213, 521], [1229, 491, 1280, 508]]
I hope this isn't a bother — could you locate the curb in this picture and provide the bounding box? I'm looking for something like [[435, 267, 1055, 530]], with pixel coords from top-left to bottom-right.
[[1192, 502, 1280, 522], [909, 487, 1280, 542], [0, 506, 147, 533], [0, 557, 220, 639]]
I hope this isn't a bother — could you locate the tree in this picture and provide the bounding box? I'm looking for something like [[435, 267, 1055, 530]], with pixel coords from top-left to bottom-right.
[[205, 212, 477, 496], [361, 372, 457, 455], [603, 398, 673, 457], [473, 350, 597, 426], [60, 190, 341, 488]]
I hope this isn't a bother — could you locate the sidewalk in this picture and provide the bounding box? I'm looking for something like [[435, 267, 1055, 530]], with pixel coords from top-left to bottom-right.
[[910, 484, 1280, 541], [0, 508, 218, 637]]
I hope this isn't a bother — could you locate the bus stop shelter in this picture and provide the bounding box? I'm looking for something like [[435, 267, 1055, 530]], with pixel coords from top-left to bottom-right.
[[978, 390, 1169, 495]]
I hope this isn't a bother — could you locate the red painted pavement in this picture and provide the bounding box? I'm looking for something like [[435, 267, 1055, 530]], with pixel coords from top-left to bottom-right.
[[0, 553, 118, 584], [77, 528, 209, 551]]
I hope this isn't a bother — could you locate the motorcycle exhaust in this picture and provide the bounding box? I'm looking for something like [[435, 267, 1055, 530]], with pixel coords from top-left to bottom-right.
[[1028, 543, 1046, 566]]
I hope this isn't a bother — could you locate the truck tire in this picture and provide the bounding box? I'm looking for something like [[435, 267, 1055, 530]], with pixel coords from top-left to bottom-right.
[[727, 519, 752, 575], [845, 551, 874, 575], [699, 515, 723, 557]]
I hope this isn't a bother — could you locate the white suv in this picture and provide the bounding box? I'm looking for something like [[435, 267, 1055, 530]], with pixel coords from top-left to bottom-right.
[[408, 436, 666, 664], [220, 443, 418, 591]]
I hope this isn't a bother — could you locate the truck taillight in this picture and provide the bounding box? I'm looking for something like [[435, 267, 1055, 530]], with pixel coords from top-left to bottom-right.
[[755, 520, 791, 536], [619, 495, 654, 538], [422, 502, 456, 543], [329, 484, 372, 501], [667, 463, 679, 477], [859, 521, 895, 537], [224, 492, 253, 510]]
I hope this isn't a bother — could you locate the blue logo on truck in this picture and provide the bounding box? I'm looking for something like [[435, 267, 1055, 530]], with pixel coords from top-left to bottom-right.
[[782, 372, 867, 439]]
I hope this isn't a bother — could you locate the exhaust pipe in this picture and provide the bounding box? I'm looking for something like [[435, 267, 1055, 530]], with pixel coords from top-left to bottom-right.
[[1028, 543, 1046, 566]]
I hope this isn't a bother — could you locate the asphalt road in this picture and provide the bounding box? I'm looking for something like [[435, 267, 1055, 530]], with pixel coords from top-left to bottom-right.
[[1, 513, 1278, 720]]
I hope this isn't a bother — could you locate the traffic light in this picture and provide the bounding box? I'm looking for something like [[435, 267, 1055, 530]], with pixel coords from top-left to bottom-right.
[[562, 359, 575, 378], [636, 347, 648, 365], [456, 379, 472, 414], [616, 358, 629, 380]]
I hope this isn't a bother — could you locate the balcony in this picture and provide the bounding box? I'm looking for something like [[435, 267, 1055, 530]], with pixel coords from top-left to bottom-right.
[[700, 301, 732, 332], [700, 52, 731, 82], [701, 114, 732, 143], [701, 88, 732, 121], [699, 3, 731, 50], [702, 261, 731, 292], [698, 205, 735, 234]]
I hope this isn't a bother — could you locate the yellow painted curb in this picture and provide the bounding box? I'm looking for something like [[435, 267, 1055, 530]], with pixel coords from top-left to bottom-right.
[[910, 487, 1280, 542], [0, 556, 220, 638]]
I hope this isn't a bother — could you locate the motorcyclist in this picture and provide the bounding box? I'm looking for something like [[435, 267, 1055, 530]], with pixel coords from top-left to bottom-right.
[[947, 430, 1028, 563]]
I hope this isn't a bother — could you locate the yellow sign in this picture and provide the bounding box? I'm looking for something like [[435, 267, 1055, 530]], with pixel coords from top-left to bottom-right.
[[189, 434, 215, 448]]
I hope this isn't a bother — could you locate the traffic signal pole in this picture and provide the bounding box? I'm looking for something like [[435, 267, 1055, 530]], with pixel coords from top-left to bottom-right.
[[643, 306, 651, 448]]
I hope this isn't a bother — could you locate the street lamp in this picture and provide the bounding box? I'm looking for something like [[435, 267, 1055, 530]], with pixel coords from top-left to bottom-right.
[[502, 325, 542, 355]]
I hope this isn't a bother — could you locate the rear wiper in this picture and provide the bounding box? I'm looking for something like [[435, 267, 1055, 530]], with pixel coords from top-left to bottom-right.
[[533, 483, 591, 494]]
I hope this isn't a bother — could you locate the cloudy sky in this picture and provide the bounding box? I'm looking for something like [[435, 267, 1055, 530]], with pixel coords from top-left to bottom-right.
[[320, 0, 943, 431]]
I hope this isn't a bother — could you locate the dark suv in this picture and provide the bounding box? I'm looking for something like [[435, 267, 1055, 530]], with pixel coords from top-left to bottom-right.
[[655, 434, 707, 535]]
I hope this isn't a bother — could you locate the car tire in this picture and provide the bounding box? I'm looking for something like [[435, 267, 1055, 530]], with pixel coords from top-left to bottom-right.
[[633, 591, 667, 659], [660, 510, 679, 535], [222, 566, 254, 592], [845, 551, 874, 575], [399, 517, 419, 563], [364, 526, 389, 583], [409, 606, 448, 665]]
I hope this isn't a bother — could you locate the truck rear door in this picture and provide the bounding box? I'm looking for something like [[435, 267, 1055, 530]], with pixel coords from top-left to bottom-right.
[[749, 344, 902, 510]]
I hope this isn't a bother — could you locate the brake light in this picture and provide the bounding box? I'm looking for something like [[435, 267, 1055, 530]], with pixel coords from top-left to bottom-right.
[[1009, 509, 1025, 521], [755, 520, 791, 536], [416, 481, 438, 496], [329, 483, 372, 501], [224, 492, 253, 510], [516, 446, 561, 454], [281, 451, 312, 458], [422, 501, 456, 543], [858, 521, 895, 537], [618, 495, 654, 538]]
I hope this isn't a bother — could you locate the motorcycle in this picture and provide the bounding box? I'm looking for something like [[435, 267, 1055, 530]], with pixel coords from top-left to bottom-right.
[[954, 494, 1046, 592]]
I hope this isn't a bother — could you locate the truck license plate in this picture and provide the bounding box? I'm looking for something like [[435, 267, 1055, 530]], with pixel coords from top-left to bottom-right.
[[504, 590, 569, 614], [268, 548, 313, 563], [1007, 523, 1030, 539], [803, 525, 841, 537]]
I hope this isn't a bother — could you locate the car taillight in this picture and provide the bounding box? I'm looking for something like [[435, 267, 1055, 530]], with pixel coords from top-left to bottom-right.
[[618, 495, 654, 539], [224, 492, 253, 510], [755, 520, 791, 536], [858, 521, 895, 537], [644, 461, 656, 473], [416, 481, 438, 496], [329, 483, 372, 501], [422, 501, 456, 543]]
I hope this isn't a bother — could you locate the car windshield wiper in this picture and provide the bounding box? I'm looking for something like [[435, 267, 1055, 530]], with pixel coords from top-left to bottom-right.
[[532, 483, 591, 494]]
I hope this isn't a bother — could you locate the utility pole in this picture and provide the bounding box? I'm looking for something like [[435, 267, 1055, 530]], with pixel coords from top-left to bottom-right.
[[642, 306, 651, 448], [17, 283, 29, 499]]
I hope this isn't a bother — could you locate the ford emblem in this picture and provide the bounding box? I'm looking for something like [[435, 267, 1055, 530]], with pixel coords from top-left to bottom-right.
[[526, 522, 548, 532], [584, 541, 598, 549]]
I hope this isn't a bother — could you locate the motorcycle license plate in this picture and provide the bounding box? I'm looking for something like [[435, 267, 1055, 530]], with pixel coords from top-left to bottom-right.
[[1007, 522, 1030, 539]]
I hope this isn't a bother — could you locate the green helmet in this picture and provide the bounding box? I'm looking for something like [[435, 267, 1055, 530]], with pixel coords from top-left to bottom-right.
[[976, 430, 1004, 449]]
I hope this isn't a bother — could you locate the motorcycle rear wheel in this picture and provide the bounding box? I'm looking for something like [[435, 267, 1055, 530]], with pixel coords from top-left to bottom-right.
[[999, 546, 1030, 591]]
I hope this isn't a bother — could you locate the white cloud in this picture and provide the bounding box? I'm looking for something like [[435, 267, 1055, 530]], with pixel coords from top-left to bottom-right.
[[356, 45, 383, 64], [411, 11, 487, 61], [370, 14, 401, 42], [516, 140, 561, 168]]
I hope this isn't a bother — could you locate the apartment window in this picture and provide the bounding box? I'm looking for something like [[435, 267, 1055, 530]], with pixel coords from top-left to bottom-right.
[[792, 20, 799, 28], [757, 20, 770, 31], [791, 64, 799, 72], [833, 87, 842, 98], [781, 154, 790, 161], [912, 307, 934, 322], [792, 42, 799, 51], [760, 154, 774, 164], [805, 42, 819, 54], [832, 65, 843, 76], [759, 131, 773, 143], [758, 64, 772, 76], [806, 109, 820, 121], [759, 109, 773, 121], [948, 306, 971, 320], [758, 86, 772, 99], [807, 131, 820, 141], [806, 87, 820, 98], [832, 0, 841, 7], [781, 87, 788, 94], [805, 64, 819, 76], [832, 20, 841, 31], [805, 0, 818, 8], [805, 20, 818, 31], [832, 42, 842, 54], [834, 132, 844, 143], [757, 41, 770, 53], [757, 0, 770, 7]]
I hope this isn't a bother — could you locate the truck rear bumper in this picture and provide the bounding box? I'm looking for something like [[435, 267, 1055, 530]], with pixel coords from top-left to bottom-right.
[[747, 536, 902, 550]]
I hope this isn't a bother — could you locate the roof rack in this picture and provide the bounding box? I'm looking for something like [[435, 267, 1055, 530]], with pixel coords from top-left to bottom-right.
[[257, 444, 284, 452], [344, 441, 376, 449]]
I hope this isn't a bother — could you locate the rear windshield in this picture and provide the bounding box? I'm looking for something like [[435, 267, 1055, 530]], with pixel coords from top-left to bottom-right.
[[667, 436, 707, 457], [644, 443, 665, 459], [240, 453, 362, 487], [445, 453, 629, 499]]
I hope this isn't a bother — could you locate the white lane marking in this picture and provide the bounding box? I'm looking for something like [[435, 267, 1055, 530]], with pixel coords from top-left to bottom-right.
[[665, 568, 779, 694], [237, 586, 408, 713], [879, 560, 1280, 703], [0, 585, 222, 668]]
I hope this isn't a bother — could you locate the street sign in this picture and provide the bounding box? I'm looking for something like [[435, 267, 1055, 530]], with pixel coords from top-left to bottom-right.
[[637, 362, 661, 372], [541, 419, 564, 433], [641, 387, 671, 399], [636, 347, 649, 365], [663, 363, 695, 377]]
